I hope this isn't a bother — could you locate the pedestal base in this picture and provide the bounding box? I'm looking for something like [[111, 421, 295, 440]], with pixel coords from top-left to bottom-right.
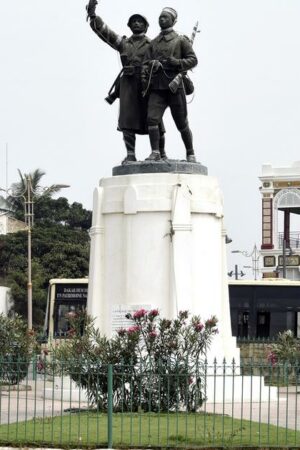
[[88, 171, 239, 363], [113, 160, 208, 176]]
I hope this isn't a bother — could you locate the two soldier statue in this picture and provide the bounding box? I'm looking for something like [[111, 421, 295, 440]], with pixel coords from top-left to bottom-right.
[[86, 1, 198, 164]]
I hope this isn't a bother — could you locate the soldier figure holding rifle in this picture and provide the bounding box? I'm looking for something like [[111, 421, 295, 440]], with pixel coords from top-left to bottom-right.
[[86, 0, 166, 163], [142, 8, 198, 162]]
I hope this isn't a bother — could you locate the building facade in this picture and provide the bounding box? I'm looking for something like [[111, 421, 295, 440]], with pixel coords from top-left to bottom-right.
[[259, 161, 300, 280], [0, 213, 27, 235]]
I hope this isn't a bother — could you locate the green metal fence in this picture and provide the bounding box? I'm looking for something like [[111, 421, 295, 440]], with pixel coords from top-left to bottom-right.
[[1, 357, 300, 448]]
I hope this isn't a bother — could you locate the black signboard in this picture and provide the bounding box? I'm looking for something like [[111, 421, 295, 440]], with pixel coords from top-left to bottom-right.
[[55, 283, 88, 302]]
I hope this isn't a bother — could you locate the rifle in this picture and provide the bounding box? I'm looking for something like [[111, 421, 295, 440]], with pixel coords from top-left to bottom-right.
[[168, 21, 200, 94]]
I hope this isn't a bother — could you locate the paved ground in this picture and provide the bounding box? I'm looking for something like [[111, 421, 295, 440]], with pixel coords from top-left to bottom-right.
[[1, 380, 300, 431], [204, 388, 300, 430], [0, 380, 89, 424]]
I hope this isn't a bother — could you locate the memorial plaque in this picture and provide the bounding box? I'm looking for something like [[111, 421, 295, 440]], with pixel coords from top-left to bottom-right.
[[111, 304, 153, 333]]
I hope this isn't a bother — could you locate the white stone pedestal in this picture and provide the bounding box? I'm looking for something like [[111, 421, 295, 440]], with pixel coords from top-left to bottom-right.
[[87, 172, 239, 363]]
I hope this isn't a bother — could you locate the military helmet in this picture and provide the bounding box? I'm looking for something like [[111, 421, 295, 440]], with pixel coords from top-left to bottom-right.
[[127, 14, 149, 30]]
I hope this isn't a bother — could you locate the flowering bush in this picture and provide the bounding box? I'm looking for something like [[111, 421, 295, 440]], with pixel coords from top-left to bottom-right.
[[53, 309, 218, 412], [267, 330, 300, 365]]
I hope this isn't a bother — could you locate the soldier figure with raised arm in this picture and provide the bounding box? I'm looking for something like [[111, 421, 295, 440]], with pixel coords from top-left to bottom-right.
[[143, 8, 198, 162], [86, 0, 166, 163]]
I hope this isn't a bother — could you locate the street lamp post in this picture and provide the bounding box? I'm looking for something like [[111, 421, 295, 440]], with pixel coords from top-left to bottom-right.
[[1, 177, 69, 329], [231, 244, 260, 280], [26, 176, 33, 330], [228, 264, 245, 280]]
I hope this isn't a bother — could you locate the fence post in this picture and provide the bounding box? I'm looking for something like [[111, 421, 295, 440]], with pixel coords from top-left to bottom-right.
[[107, 364, 113, 448]]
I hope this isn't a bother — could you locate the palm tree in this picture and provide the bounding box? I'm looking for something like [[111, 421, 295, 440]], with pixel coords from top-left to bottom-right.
[[7, 169, 65, 221]]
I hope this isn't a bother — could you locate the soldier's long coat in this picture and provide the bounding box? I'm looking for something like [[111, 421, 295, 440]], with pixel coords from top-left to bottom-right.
[[90, 16, 150, 134]]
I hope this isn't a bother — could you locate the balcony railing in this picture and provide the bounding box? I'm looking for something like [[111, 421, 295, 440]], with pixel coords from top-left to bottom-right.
[[278, 232, 300, 249]]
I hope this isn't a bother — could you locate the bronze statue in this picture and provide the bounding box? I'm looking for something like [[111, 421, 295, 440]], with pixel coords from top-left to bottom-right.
[[86, 0, 166, 163], [142, 8, 198, 162]]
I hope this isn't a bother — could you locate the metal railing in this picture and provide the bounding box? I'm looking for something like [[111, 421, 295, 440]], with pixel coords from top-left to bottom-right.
[[1, 357, 300, 447], [278, 232, 300, 249], [237, 336, 279, 343]]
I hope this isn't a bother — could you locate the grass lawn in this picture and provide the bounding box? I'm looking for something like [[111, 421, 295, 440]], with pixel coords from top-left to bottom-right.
[[0, 411, 299, 448]]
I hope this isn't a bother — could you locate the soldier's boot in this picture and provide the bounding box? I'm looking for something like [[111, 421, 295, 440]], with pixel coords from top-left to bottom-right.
[[146, 151, 161, 161], [146, 125, 161, 161], [187, 154, 196, 163], [179, 124, 197, 163], [122, 131, 137, 164], [159, 133, 168, 160]]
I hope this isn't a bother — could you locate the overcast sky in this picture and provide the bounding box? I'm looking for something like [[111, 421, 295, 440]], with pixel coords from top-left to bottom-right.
[[1, 0, 300, 275]]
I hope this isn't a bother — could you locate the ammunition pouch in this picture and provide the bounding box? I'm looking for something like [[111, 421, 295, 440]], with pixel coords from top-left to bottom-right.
[[182, 73, 194, 95], [123, 66, 141, 76]]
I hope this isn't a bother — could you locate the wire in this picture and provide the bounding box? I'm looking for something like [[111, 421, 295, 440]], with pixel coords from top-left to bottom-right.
[[142, 60, 156, 97], [187, 92, 196, 104]]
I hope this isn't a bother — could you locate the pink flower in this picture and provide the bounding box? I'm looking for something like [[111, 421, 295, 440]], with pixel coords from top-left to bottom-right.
[[133, 309, 147, 319], [148, 309, 159, 318], [194, 322, 204, 332], [149, 331, 158, 339], [127, 325, 141, 335], [267, 351, 277, 366]]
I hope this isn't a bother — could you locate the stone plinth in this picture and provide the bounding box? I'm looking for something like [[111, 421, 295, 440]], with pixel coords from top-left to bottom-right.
[[113, 160, 208, 176], [87, 166, 239, 363]]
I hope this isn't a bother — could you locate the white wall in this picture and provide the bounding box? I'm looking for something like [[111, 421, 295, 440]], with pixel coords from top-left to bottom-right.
[[0, 215, 7, 235], [0, 287, 11, 315]]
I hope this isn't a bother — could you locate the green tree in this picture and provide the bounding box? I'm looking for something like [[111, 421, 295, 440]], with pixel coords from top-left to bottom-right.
[[0, 169, 91, 328]]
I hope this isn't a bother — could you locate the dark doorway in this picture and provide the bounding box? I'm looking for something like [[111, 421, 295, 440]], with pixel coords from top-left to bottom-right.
[[256, 312, 270, 338]]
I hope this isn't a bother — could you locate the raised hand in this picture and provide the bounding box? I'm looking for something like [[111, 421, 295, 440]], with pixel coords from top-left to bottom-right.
[[86, 0, 98, 20]]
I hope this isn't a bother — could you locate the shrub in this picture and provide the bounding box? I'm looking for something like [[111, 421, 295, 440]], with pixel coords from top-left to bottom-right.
[[267, 330, 300, 365], [267, 330, 300, 385], [0, 314, 38, 384], [52, 310, 218, 412]]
